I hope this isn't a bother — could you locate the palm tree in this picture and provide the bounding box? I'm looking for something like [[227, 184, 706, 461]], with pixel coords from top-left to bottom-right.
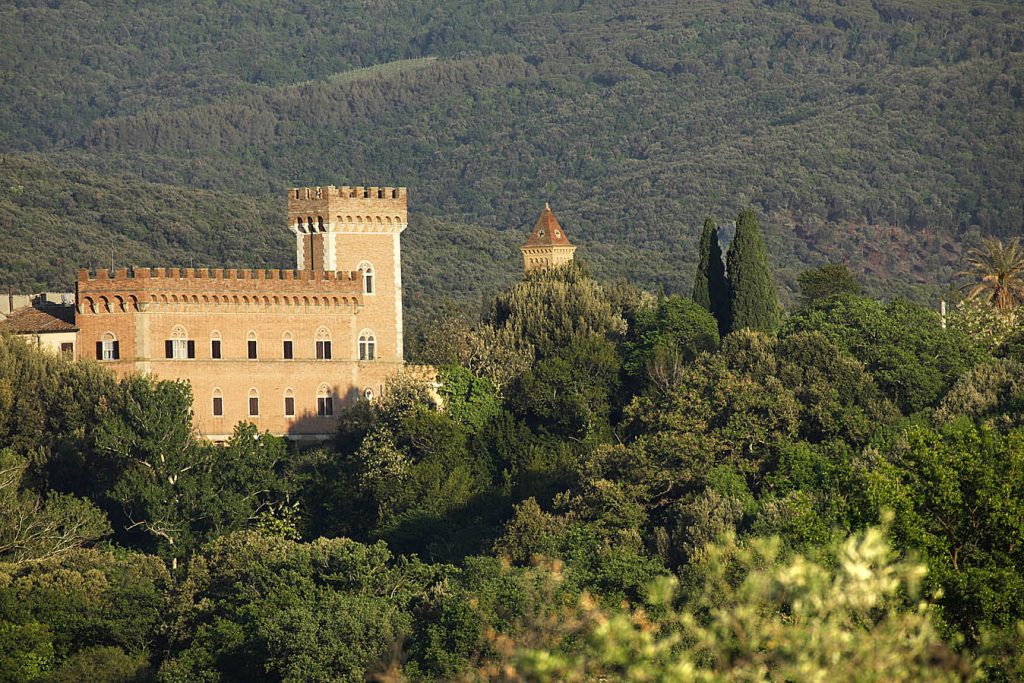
[[958, 237, 1024, 311]]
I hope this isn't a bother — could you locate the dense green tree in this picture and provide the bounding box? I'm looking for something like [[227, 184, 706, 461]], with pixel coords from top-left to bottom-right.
[[437, 364, 500, 432], [797, 263, 862, 306], [0, 449, 110, 564], [487, 263, 626, 358], [782, 295, 989, 414], [726, 209, 780, 333], [624, 295, 720, 392], [95, 379, 291, 565], [861, 421, 1024, 646], [0, 334, 122, 496], [0, 548, 170, 681], [512, 334, 622, 441], [488, 526, 973, 682], [692, 218, 730, 334], [934, 358, 1024, 430], [161, 532, 441, 682]]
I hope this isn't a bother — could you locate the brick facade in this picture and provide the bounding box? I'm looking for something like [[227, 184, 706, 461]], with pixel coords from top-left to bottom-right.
[[75, 185, 408, 440]]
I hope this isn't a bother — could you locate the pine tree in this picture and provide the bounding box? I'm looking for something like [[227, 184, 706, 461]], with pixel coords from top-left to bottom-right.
[[692, 218, 730, 334], [726, 209, 779, 333]]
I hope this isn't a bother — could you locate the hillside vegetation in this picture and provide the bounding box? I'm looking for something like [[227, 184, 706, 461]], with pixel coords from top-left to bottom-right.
[[1, 0, 1022, 309]]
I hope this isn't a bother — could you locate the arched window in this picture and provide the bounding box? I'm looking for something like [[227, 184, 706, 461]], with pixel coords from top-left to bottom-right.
[[165, 324, 194, 359], [356, 261, 375, 295], [306, 217, 314, 232], [282, 331, 293, 359], [284, 388, 295, 417], [247, 331, 258, 359], [358, 330, 376, 361], [317, 216, 325, 231], [212, 389, 224, 417], [210, 330, 222, 359], [296, 217, 304, 233], [315, 327, 332, 360], [248, 388, 260, 417], [97, 332, 119, 361], [317, 385, 334, 417]]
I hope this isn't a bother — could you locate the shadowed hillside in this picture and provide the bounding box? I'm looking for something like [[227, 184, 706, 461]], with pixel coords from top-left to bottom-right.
[[1, 0, 1021, 310]]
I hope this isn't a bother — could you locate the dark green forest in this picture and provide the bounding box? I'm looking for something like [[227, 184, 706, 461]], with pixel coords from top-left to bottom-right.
[[3, 226, 1024, 678], [1, 0, 1022, 319]]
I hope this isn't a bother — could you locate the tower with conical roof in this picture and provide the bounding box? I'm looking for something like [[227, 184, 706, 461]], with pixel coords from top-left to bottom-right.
[[520, 203, 577, 274]]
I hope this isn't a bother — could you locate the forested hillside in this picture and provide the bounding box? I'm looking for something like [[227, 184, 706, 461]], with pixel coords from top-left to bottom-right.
[[1, 0, 1022, 311]]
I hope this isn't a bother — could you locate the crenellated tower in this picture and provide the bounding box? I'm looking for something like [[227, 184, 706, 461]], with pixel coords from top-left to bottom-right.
[[288, 184, 408, 360]]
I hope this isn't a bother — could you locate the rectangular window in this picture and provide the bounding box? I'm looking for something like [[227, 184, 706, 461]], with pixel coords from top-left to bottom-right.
[[316, 340, 332, 360], [248, 397, 259, 416], [317, 396, 334, 417], [211, 340, 221, 359], [60, 343, 74, 356], [359, 340, 375, 361], [283, 340, 293, 359], [212, 397, 223, 416], [284, 396, 295, 417], [248, 340, 258, 359], [167, 339, 189, 359], [98, 340, 119, 361]]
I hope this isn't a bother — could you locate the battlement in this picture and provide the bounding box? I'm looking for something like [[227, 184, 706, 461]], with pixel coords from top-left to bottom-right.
[[290, 185, 406, 201], [78, 267, 360, 283], [287, 183, 408, 235], [76, 267, 365, 314]]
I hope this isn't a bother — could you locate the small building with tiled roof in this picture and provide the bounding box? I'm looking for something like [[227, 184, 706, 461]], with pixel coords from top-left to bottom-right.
[[521, 203, 577, 273], [0, 304, 78, 356]]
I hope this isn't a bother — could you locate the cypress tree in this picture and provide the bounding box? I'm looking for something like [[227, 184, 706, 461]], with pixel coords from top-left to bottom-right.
[[692, 218, 730, 335], [726, 209, 780, 333]]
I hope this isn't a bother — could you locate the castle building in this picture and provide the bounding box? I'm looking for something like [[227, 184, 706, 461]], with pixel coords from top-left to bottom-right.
[[74, 185, 408, 441], [521, 203, 576, 273]]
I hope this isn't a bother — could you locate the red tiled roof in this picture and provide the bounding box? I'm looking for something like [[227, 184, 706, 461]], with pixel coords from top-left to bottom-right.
[[0, 305, 77, 334], [523, 203, 573, 247]]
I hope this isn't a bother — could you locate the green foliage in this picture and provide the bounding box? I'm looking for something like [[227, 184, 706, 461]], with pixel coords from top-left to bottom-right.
[[692, 218, 730, 333], [437, 364, 500, 432], [0, 449, 111, 564], [161, 532, 440, 682], [934, 358, 1024, 430], [624, 295, 720, 390], [490, 525, 972, 682], [0, 333, 122, 495], [0, 619, 54, 683], [726, 209, 781, 333], [782, 295, 989, 413], [95, 379, 291, 563], [42, 646, 150, 683], [862, 421, 1024, 645], [797, 263, 862, 306], [512, 335, 622, 441], [5, 233, 1024, 678], [0, 548, 170, 680], [487, 263, 626, 358]]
